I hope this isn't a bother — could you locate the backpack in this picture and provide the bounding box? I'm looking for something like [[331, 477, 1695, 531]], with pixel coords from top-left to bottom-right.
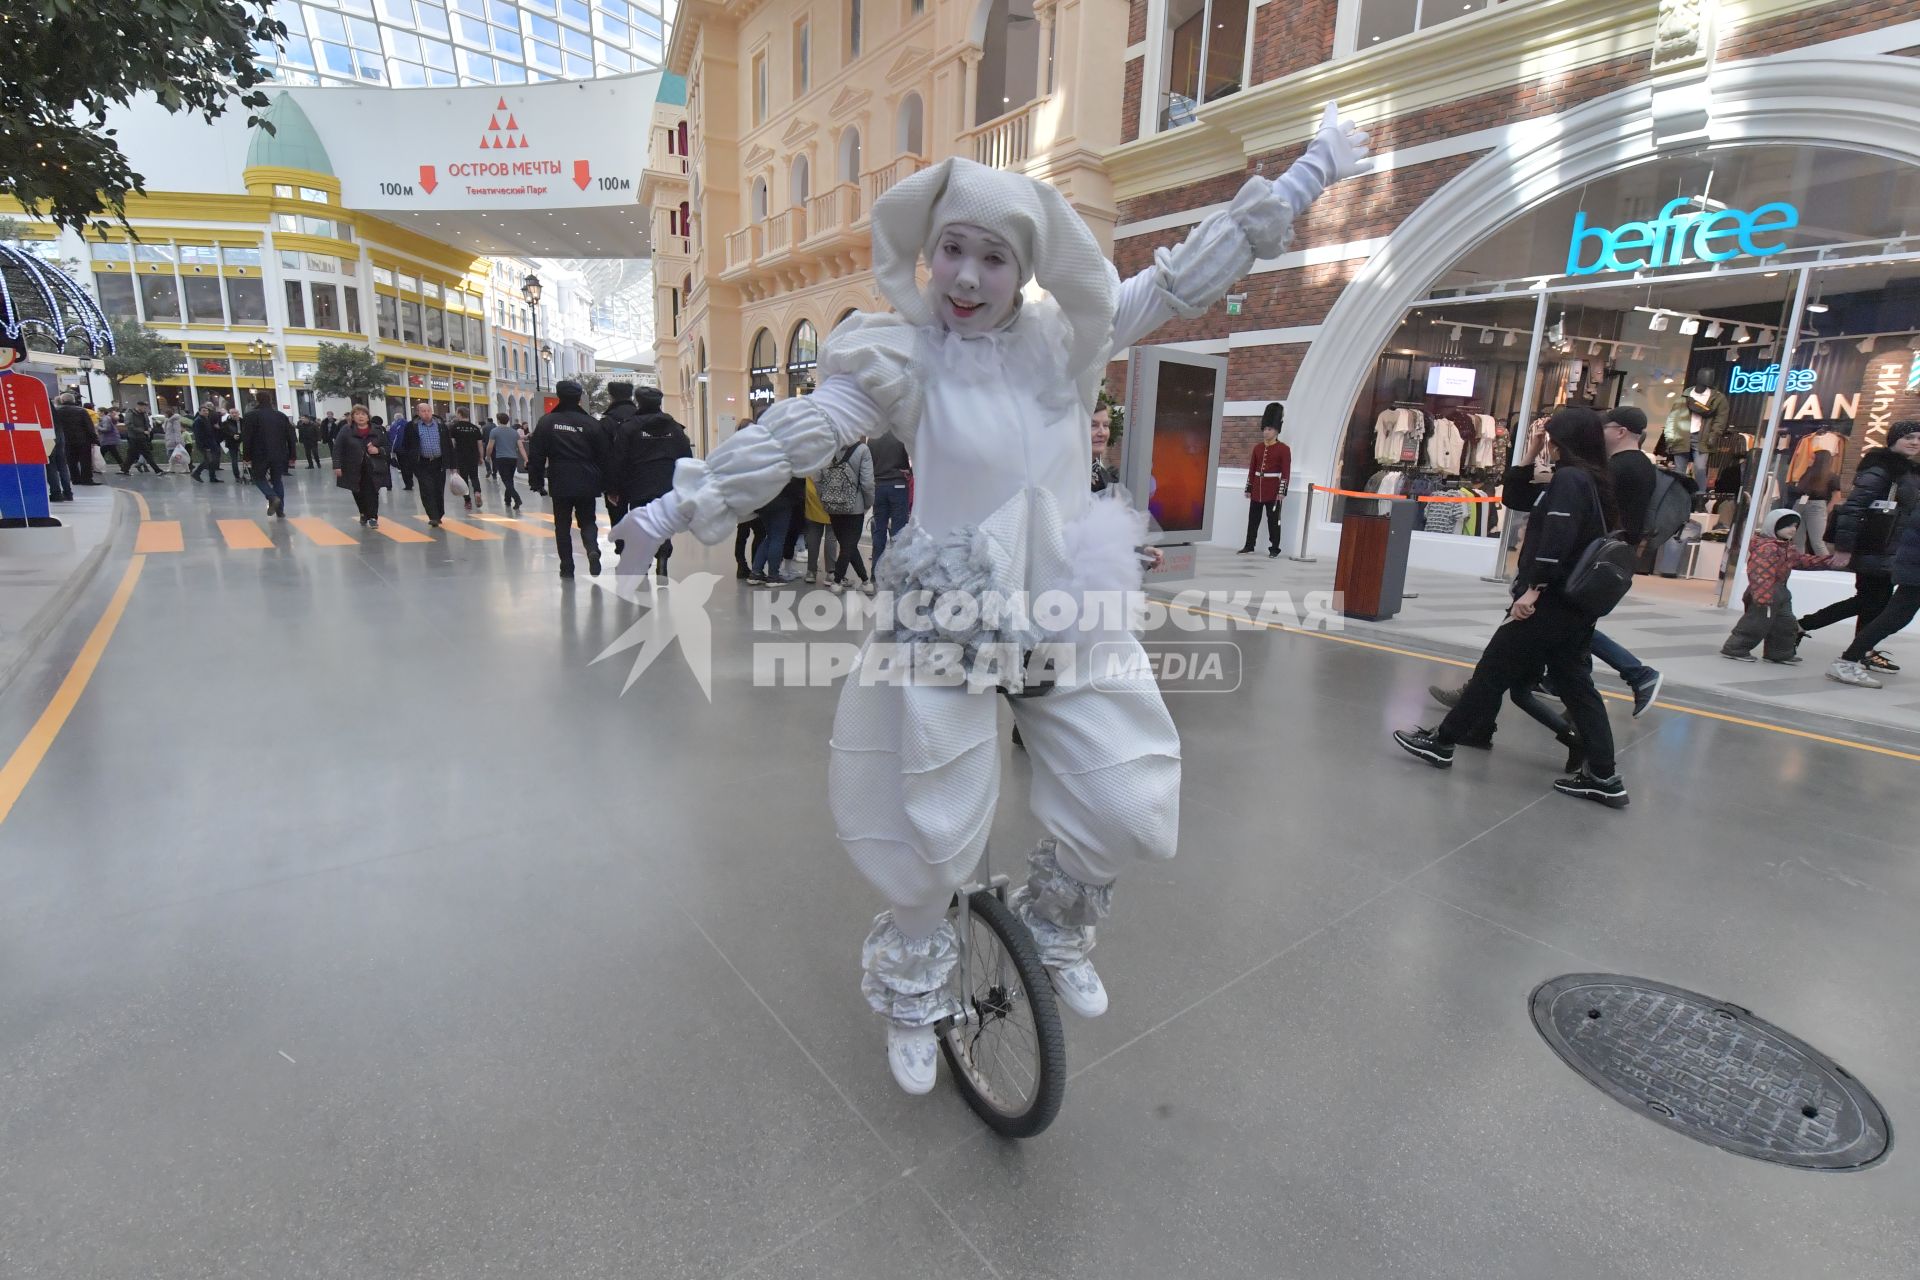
[[1643, 468, 1691, 549], [817, 444, 864, 514], [1563, 532, 1639, 618]]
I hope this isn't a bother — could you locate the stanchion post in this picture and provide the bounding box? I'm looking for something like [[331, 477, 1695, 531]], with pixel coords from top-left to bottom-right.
[[1287, 483, 1318, 563]]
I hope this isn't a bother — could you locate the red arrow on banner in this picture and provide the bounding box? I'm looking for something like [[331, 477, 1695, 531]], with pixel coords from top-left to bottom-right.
[[418, 166, 438, 194], [573, 159, 592, 190]]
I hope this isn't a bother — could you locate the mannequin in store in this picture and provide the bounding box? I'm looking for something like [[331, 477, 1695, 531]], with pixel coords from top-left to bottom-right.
[[1785, 421, 1846, 553], [1239, 404, 1291, 556], [1668, 368, 1729, 487], [611, 107, 1373, 1095]]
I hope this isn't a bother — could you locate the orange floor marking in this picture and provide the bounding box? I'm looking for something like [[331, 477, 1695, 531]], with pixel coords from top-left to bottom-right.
[[475, 514, 555, 539], [288, 517, 356, 547], [133, 521, 183, 554], [216, 519, 273, 550], [370, 518, 433, 544], [422, 516, 503, 541]]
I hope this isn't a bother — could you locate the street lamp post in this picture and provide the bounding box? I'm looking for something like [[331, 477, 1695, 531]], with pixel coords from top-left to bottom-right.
[[77, 355, 94, 404], [521, 273, 544, 406]]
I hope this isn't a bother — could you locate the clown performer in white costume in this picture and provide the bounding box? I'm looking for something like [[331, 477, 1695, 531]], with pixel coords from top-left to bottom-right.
[[613, 103, 1371, 1094]]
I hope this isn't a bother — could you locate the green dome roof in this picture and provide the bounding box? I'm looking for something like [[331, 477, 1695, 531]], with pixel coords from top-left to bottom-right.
[[656, 74, 687, 106], [244, 93, 333, 176]]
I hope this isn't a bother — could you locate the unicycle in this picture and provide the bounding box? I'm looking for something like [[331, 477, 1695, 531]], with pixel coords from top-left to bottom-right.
[[934, 843, 1068, 1138]]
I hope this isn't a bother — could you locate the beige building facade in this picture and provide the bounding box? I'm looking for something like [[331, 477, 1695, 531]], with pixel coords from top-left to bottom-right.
[[649, 0, 1131, 451]]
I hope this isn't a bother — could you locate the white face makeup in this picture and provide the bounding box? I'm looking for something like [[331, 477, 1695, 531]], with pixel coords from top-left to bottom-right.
[[929, 223, 1021, 335]]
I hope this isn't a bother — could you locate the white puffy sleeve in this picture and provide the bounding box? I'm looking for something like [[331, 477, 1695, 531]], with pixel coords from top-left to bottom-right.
[[1110, 175, 1301, 351], [670, 313, 920, 545]]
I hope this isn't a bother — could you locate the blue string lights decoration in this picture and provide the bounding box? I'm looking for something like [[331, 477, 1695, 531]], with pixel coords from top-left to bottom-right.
[[0, 244, 115, 357]]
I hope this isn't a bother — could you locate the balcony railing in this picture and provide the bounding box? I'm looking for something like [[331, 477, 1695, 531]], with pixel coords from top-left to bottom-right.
[[803, 183, 863, 243], [861, 155, 927, 208], [962, 97, 1053, 171], [763, 206, 807, 257], [724, 225, 761, 273]]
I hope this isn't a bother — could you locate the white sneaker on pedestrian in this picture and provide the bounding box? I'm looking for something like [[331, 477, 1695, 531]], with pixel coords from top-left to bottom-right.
[[1827, 659, 1883, 689], [885, 1022, 939, 1095], [1047, 959, 1109, 1019]]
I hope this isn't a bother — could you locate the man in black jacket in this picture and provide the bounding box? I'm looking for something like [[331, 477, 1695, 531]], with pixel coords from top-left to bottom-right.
[[528, 380, 610, 578], [1588, 407, 1662, 716], [53, 395, 96, 486], [240, 390, 299, 517], [603, 383, 693, 576], [189, 402, 224, 482], [397, 399, 451, 527]]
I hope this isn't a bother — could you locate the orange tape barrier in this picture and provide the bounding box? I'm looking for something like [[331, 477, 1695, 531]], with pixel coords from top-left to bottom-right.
[[1308, 484, 1500, 504]]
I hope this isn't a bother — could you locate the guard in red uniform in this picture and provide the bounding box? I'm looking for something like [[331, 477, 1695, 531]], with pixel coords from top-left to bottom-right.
[[1, 336, 58, 527], [1239, 402, 1291, 557]]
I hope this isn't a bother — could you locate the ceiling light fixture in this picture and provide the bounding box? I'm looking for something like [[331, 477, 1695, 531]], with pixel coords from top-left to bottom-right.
[[1448, 325, 1463, 342], [1588, 340, 1602, 355], [1704, 321, 1723, 339], [1479, 329, 1495, 344], [1679, 317, 1702, 335], [1647, 311, 1670, 331], [1503, 331, 1517, 347], [1731, 325, 1751, 343], [1857, 335, 1878, 354]]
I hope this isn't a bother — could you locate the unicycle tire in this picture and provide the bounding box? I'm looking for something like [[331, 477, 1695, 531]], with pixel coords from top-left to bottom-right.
[[939, 889, 1067, 1138]]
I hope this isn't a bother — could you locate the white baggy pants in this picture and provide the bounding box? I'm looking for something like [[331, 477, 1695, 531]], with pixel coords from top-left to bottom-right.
[[829, 630, 1181, 934]]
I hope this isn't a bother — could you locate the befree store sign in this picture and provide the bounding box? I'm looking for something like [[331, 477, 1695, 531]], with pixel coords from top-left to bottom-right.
[[1567, 198, 1798, 276]]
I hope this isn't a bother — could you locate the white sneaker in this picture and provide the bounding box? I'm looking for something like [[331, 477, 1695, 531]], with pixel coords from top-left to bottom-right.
[[1827, 659, 1883, 689], [1047, 959, 1109, 1019], [885, 1022, 939, 1095]]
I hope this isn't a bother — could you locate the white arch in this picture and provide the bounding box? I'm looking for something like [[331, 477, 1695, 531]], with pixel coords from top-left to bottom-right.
[[1284, 55, 1920, 502], [791, 153, 810, 206], [897, 92, 924, 158], [750, 175, 769, 222], [838, 127, 862, 184]]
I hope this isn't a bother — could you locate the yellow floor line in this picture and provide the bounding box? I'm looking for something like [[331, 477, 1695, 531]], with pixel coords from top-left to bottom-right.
[[370, 518, 433, 544], [133, 521, 182, 554], [128, 489, 152, 521], [287, 516, 357, 547], [217, 519, 273, 550], [1170, 602, 1920, 765], [0, 557, 146, 826], [475, 514, 556, 539]]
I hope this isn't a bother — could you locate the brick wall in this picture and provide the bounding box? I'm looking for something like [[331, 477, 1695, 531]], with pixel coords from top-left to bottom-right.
[[1720, 0, 1920, 62], [1251, 0, 1338, 86], [1122, 58, 1144, 145], [1128, 0, 1147, 46]]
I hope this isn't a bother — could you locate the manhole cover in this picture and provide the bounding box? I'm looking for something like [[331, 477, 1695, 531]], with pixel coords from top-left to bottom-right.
[[1530, 974, 1891, 1171]]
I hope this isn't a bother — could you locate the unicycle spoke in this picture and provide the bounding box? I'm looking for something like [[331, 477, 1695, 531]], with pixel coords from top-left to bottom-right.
[[939, 888, 1066, 1137]]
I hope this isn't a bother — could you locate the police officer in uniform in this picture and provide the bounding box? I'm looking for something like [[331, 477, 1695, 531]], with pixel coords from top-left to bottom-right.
[[526, 379, 611, 579]]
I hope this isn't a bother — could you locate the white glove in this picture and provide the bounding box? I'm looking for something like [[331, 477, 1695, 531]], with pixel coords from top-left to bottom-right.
[[612, 491, 690, 575], [1271, 102, 1373, 216]]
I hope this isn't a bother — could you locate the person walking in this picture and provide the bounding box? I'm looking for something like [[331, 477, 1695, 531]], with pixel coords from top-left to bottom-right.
[[1588, 406, 1663, 715], [522, 417, 546, 497], [388, 413, 414, 491], [485, 412, 526, 512], [867, 428, 912, 567], [526, 380, 609, 579], [240, 390, 298, 517], [54, 394, 96, 487], [221, 406, 245, 480], [1239, 403, 1291, 556], [42, 408, 72, 502], [1393, 407, 1628, 808], [120, 402, 162, 475], [1828, 421, 1920, 688], [332, 405, 390, 527], [820, 436, 875, 592], [297, 414, 322, 469], [750, 478, 804, 585], [1801, 420, 1920, 678], [96, 409, 128, 474], [1721, 509, 1832, 664], [603, 384, 693, 576], [188, 402, 223, 481], [398, 399, 450, 527], [161, 401, 189, 474], [449, 410, 486, 511]]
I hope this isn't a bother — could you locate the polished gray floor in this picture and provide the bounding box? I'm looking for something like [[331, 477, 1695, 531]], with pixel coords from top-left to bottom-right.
[[2, 468, 1917, 1278]]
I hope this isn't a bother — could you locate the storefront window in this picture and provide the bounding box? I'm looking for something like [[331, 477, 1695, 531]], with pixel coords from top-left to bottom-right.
[[400, 299, 423, 344], [749, 329, 777, 418], [377, 293, 399, 340], [226, 277, 268, 325], [285, 280, 308, 327], [139, 273, 181, 322], [312, 283, 342, 330], [786, 319, 818, 394]]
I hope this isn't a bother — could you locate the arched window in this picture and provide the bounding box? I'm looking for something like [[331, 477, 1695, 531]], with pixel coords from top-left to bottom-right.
[[676, 120, 688, 156], [678, 200, 691, 243], [791, 154, 811, 207], [786, 319, 819, 395], [750, 176, 769, 223], [834, 307, 861, 331], [838, 127, 862, 185], [897, 93, 924, 158], [749, 328, 778, 419]]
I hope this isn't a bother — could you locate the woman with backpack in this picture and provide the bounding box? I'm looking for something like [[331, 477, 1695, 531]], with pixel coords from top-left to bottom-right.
[[1801, 420, 1920, 684], [819, 435, 876, 593], [1394, 406, 1629, 808]]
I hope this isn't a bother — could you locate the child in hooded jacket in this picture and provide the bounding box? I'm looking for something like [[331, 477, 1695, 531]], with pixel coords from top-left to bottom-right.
[[1723, 508, 1833, 663]]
